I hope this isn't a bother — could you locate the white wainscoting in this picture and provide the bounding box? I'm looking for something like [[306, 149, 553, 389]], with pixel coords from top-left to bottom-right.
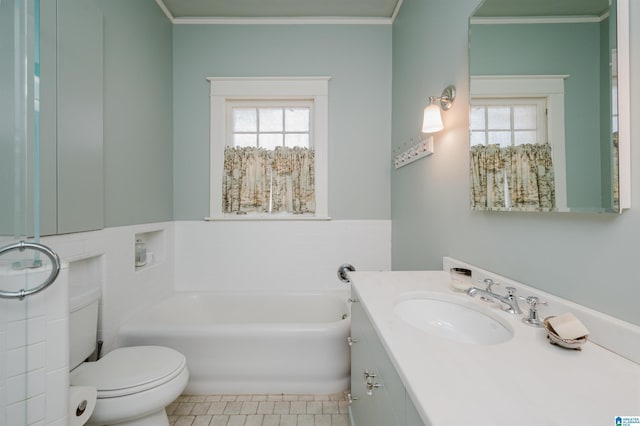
[[0, 266, 69, 426], [174, 220, 392, 292], [38, 222, 176, 354], [0, 219, 389, 425]]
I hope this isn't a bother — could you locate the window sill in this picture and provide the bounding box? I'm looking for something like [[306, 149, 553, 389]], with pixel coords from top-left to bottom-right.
[[204, 215, 331, 222]]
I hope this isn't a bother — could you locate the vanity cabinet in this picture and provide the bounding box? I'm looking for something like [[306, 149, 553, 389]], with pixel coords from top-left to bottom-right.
[[349, 290, 428, 426]]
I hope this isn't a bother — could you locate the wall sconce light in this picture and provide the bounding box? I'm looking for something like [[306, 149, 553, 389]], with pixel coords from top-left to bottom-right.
[[421, 85, 456, 133], [394, 85, 457, 169]]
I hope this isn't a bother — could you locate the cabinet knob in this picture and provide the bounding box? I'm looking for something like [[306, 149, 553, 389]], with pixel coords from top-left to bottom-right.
[[363, 370, 376, 381], [366, 381, 381, 396], [347, 336, 359, 346]]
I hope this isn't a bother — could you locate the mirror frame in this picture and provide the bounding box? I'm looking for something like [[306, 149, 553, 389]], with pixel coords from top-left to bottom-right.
[[468, 0, 631, 213], [617, 0, 631, 210]]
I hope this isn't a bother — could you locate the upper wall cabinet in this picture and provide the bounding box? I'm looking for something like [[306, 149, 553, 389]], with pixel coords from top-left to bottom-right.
[[40, 0, 104, 235], [55, 0, 104, 234], [1, 0, 103, 237], [468, 0, 630, 213]]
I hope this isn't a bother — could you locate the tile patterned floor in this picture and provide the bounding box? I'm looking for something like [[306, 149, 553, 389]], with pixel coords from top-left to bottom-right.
[[167, 393, 350, 426]]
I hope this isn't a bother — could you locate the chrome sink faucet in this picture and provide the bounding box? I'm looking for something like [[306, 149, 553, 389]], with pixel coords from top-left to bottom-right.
[[467, 279, 523, 315]]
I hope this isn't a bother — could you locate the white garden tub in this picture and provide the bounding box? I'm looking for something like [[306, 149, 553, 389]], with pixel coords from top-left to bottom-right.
[[117, 291, 351, 394]]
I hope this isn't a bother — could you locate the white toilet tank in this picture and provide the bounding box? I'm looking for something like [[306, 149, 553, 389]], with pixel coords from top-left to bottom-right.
[[69, 284, 101, 370]]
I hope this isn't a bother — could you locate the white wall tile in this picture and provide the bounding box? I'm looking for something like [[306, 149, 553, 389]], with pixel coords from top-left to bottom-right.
[[6, 369, 45, 405], [7, 316, 46, 349], [0, 300, 7, 329], [174, 220, 391, 293], [1, 263, 68, 426], [0, 330, 5, 365], [5, 292, 44, 322], [46, 319, 69, 371], [0, 384, 5, 426], [3, 219, 386, 425], [28, 342, 46, 373], [45, 368, 69, 423], [40, 222, 175, 354], [27, 394, 46, 424], [7, 400, 26, 426], [44, 268, 69, 321], [46, 418, 67, 426], [6, 346, 27, 378]]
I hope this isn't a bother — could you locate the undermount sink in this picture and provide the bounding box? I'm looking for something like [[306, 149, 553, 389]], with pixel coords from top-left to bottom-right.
[[393, 295, 513, 345]]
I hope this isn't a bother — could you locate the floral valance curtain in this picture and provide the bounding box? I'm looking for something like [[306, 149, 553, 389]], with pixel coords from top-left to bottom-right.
[[470, 144, 555, 212], [222, 146, 315, 214]]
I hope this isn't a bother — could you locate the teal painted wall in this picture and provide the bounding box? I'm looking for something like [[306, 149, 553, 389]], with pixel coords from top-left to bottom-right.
[[98, 0, 174, 226], [469, 22, 603, 209], [172, 24, 392, 220], [391, 0, 640, 326]]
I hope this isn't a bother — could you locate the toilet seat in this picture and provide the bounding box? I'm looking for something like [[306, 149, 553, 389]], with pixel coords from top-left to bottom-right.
[[71, 346, 187, 398]]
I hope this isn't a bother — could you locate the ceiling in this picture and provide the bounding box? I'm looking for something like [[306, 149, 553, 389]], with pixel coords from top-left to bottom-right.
[[157, 0, 403, 22]]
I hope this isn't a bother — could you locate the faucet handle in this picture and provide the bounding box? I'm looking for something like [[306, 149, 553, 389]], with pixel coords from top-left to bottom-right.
[[480, 278, 499, 292], [519, 295, 547, 327], [519, 295, 547, 309]]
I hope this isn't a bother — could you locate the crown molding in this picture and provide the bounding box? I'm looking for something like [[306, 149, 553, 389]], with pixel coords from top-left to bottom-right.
[[470, 13, 608, 25], [156, 0, 394, 25], [390, 0, 404, 23], [173, 16, 393, 25], [155, 0, 174, 22]]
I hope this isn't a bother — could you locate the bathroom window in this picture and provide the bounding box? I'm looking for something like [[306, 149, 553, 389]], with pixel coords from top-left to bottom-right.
[[207, 77, 329, 220], [470, 75, 568, 210], [228, 101, 312, 149], [470, 98, 547, 147]]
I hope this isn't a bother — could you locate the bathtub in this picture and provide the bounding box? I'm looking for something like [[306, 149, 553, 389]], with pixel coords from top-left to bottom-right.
[[117, 291, 351, 395]]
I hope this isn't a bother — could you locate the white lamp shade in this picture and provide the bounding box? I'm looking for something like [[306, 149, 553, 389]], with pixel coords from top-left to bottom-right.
[[421, 103, 444, 133]]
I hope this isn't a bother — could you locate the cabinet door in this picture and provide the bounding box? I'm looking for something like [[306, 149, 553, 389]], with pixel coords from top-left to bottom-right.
[[56, 0, 104, 233], [368, 320, 406, 425], [350, 299, 380, 425], [350, 289, 428, 426], [350, 296, 400, 426]]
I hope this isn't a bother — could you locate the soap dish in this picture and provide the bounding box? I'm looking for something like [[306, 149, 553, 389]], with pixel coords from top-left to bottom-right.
[[543, 317, 588, 351]]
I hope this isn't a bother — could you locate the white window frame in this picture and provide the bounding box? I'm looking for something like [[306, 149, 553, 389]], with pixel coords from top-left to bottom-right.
[[207, 77, 330, 221], [470, 75, 569, 211]]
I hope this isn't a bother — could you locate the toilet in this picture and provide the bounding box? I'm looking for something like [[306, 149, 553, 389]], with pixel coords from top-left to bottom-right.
[[69, 285, 189, 426]]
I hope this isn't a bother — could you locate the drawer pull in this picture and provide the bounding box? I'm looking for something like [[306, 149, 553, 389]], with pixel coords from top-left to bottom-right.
[[366, 381, 381, 396]]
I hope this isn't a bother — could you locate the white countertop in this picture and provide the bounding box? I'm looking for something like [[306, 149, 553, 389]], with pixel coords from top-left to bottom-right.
[[350, 271, 640, 426]]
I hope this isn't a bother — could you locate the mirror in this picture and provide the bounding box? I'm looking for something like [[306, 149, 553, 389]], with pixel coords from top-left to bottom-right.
[[468, 0, 630, 213]]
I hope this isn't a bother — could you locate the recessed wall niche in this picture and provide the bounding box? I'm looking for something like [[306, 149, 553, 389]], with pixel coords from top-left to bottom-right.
[[134, 228, 166, 271]]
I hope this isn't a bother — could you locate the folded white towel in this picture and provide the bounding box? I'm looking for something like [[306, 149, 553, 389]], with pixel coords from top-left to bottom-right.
[[548, 312, 589, 340]]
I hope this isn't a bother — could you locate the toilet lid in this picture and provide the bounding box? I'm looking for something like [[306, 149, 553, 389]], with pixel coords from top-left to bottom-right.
[[71, 346, 186, 397]]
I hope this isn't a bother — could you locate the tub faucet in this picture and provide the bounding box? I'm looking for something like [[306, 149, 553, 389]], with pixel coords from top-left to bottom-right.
[[467, 284, 522, 315]]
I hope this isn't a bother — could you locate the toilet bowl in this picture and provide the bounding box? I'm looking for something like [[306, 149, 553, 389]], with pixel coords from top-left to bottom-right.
[[71, 346, 189, 426], [69, 285, 189, 426]]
